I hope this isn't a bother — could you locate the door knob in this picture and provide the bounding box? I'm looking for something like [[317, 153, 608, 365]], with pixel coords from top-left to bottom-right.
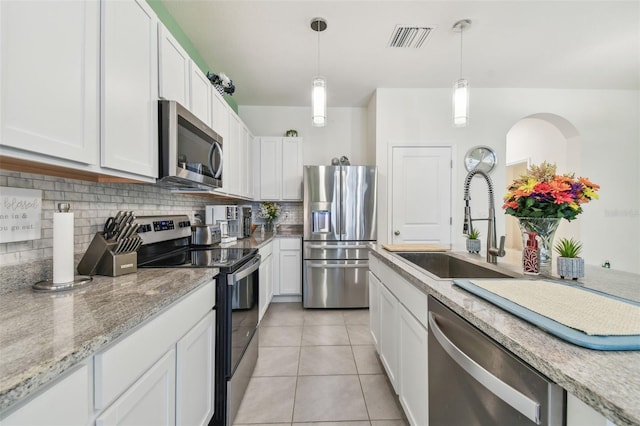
[[394, 230, 400, 236]]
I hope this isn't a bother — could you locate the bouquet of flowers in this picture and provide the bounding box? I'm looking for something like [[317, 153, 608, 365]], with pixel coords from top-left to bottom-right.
[[503, 161, 600, 221], [257, 202, 281, 224]]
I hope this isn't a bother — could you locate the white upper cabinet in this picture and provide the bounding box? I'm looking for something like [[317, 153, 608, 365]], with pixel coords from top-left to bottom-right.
[[211, 90, 229, 142], [225, 113, 241, 196], [0, 0, 100, 164], [101, 0, 158, 179], [281, 137, 303, 200], [190, 67, 212, 127], [256, 137, 303, 201], [258, 137, 283, 200], [158, 24, 190, 107]]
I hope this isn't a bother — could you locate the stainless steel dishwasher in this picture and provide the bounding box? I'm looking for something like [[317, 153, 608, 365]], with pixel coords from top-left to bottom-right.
[[428, 296, 565, 426]]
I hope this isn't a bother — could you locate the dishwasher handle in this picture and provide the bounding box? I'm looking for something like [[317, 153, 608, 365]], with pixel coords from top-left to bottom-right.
[[428, 312, 541, 424]]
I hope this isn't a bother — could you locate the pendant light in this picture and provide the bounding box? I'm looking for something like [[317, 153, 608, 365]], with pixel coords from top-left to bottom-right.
[[452, 19, 471, 127], [311, 17, 327, 127]]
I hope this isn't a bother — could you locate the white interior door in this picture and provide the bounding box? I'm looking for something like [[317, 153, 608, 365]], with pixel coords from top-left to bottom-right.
[[391, 146, 452, 245]]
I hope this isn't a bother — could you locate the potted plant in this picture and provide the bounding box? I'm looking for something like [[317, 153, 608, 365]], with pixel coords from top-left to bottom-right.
[[554, 237, 585, 280], [466, 228, 481, 253], [257, 202, 280, 233]]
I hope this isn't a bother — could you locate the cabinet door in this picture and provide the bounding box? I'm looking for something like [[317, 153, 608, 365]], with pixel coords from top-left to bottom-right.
[[271, 238, 281, 295], [399, 304, 428, 426], [101, 0, 158, 178], [238, 124, 249, 197], [0, 0, 99, 164], [258, 252, 273, 322], [225, 114, 241, 196], [281, 137, 303, 200], [379, 283, 399, 392], [0, 363, 90, 426], [211, 91, 228, 142], [176, 311, 215, 426], [190, 67, 211, 127], [96, 349, 176, 426], [368, 271, 381, 350], [259, 137, 282, 200], [279, 248, 302, 295], [158, 24, 190, 107]]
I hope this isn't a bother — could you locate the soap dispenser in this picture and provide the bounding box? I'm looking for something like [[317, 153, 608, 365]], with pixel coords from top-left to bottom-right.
[[523, 232, 540, 275]]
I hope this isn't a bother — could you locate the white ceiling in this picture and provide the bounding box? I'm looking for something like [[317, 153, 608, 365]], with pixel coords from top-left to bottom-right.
[[161, 0, 639, 107]]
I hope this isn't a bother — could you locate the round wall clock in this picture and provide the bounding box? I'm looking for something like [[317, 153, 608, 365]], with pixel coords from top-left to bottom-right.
[[464, 145, 497, 173]]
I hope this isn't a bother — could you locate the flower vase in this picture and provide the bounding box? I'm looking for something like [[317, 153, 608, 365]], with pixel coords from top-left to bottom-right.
[[517, 218, 561, 275], [264, 222, 274, 233]]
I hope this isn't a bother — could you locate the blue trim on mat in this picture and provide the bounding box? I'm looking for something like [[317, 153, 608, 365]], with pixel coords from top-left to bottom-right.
[[452, 279, 640, 351]]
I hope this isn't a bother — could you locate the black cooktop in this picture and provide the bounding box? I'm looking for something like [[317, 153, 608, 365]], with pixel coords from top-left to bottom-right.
[[138, 247, 257, 271]]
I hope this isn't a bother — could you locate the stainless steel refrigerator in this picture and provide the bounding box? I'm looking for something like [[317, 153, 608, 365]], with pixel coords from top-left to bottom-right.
[[303, 165, 377, 308]]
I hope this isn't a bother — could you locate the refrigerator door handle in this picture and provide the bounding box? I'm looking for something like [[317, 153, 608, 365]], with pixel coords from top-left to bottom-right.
[[307, 262, 368, 269], [307, 244, 369, 250], [339, 167, 346, 238]]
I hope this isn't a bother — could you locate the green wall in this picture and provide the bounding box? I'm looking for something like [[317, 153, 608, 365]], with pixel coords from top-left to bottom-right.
[[146, 0, 238, 113]]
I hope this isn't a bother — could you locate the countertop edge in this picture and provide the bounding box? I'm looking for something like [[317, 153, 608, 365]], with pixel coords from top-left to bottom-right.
[[368, 245, 639, 426]]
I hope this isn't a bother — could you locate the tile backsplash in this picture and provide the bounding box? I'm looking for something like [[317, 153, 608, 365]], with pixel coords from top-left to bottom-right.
[[0, 170, 303, 269]]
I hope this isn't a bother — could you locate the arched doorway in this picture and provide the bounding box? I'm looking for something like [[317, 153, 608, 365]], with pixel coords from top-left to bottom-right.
[[504, 113, 582, 252]]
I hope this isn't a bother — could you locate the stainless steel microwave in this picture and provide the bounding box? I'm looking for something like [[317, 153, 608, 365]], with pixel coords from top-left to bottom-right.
[[157, 100, 223, 190]]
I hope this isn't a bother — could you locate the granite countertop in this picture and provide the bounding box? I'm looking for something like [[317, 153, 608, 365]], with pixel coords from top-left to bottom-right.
[[369, 244, 640, 426], [225, 225, 303, 249], [0, 267, 217, 412]]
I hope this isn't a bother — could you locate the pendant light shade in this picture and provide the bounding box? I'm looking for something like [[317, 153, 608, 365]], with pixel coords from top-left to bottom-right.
[[311, 18, 327, 127], [452, 19, 471, 127], [453, 78, 469, 127], [312, 76, 327, 127]]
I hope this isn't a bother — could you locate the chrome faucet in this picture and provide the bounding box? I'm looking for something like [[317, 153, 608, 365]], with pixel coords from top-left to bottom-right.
[[463, 169, 506, 264]]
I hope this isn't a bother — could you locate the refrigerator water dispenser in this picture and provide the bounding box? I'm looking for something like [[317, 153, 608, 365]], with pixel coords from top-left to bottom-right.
[[312, 211, 331, 233]]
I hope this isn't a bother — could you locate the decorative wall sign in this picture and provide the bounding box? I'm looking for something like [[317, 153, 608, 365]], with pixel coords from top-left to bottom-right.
[[0, 187, 42, 243]]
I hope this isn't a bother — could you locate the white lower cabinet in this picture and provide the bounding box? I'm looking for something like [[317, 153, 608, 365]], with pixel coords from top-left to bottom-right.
[[398, 304, 428, 426], [95, 349, 176, 426], [258, 241, 274, 321], [0, 363, 91, 426], [378, 282, 399, 392], [273, 237, 302, 296], [368, 271, 380, 350], [176, 311, 215, 426], [94, 280, 216, 426], [567, 393, 617, 426]]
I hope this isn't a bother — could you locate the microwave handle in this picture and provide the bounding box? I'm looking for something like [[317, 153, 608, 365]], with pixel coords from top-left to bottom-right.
[[209, 141, 223, 179]]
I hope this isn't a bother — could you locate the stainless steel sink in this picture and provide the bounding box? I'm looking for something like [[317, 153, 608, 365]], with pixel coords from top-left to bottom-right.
[[396, 252, 514, 279]]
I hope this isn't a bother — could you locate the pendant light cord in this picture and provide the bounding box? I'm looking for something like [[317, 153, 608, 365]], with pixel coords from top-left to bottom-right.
[[317, 23, 321, 76], [459, 24, 463, 79]]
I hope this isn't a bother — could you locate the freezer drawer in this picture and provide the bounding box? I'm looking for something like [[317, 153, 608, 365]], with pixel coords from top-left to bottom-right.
[[303, 260, 369, 308], [303, 241, 370, 260]]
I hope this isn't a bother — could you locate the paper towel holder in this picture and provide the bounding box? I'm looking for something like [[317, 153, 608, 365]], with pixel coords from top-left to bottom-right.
[[32, 203, 93, 292]]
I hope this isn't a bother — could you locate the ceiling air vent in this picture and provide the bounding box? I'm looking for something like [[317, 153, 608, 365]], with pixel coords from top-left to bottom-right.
[[388, 25, 434, 48]]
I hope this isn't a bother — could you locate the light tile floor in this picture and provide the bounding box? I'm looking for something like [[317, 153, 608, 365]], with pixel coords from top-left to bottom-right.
[[234, 303, 409, 426]]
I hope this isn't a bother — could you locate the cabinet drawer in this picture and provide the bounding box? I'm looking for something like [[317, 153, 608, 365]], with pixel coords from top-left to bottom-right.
[[259, 240, 273, 258], [95, 280, 214, 409], [279, 237, 301, 250]]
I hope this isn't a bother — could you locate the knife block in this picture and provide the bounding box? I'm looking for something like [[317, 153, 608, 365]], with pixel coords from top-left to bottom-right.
[[78, 232, 137, 277]]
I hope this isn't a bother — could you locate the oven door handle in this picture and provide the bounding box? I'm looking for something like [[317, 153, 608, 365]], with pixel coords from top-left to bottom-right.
[[227, 255, 261, 286], [428, 312, 541, 424]]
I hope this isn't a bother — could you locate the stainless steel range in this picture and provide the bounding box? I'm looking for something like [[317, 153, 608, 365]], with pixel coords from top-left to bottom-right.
[[136, 215, 260, 426]]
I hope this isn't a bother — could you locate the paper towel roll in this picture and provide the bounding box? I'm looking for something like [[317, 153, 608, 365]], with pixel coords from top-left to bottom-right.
[[53, 205, 74, 284]]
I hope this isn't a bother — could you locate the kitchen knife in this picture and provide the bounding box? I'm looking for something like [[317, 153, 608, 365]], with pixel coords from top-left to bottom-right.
[[116, 223, 130, 241], [122, 222, 138, 240]]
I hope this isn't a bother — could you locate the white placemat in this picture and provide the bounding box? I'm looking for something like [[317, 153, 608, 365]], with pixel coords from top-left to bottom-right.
[[469, 280, 640, 336]]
